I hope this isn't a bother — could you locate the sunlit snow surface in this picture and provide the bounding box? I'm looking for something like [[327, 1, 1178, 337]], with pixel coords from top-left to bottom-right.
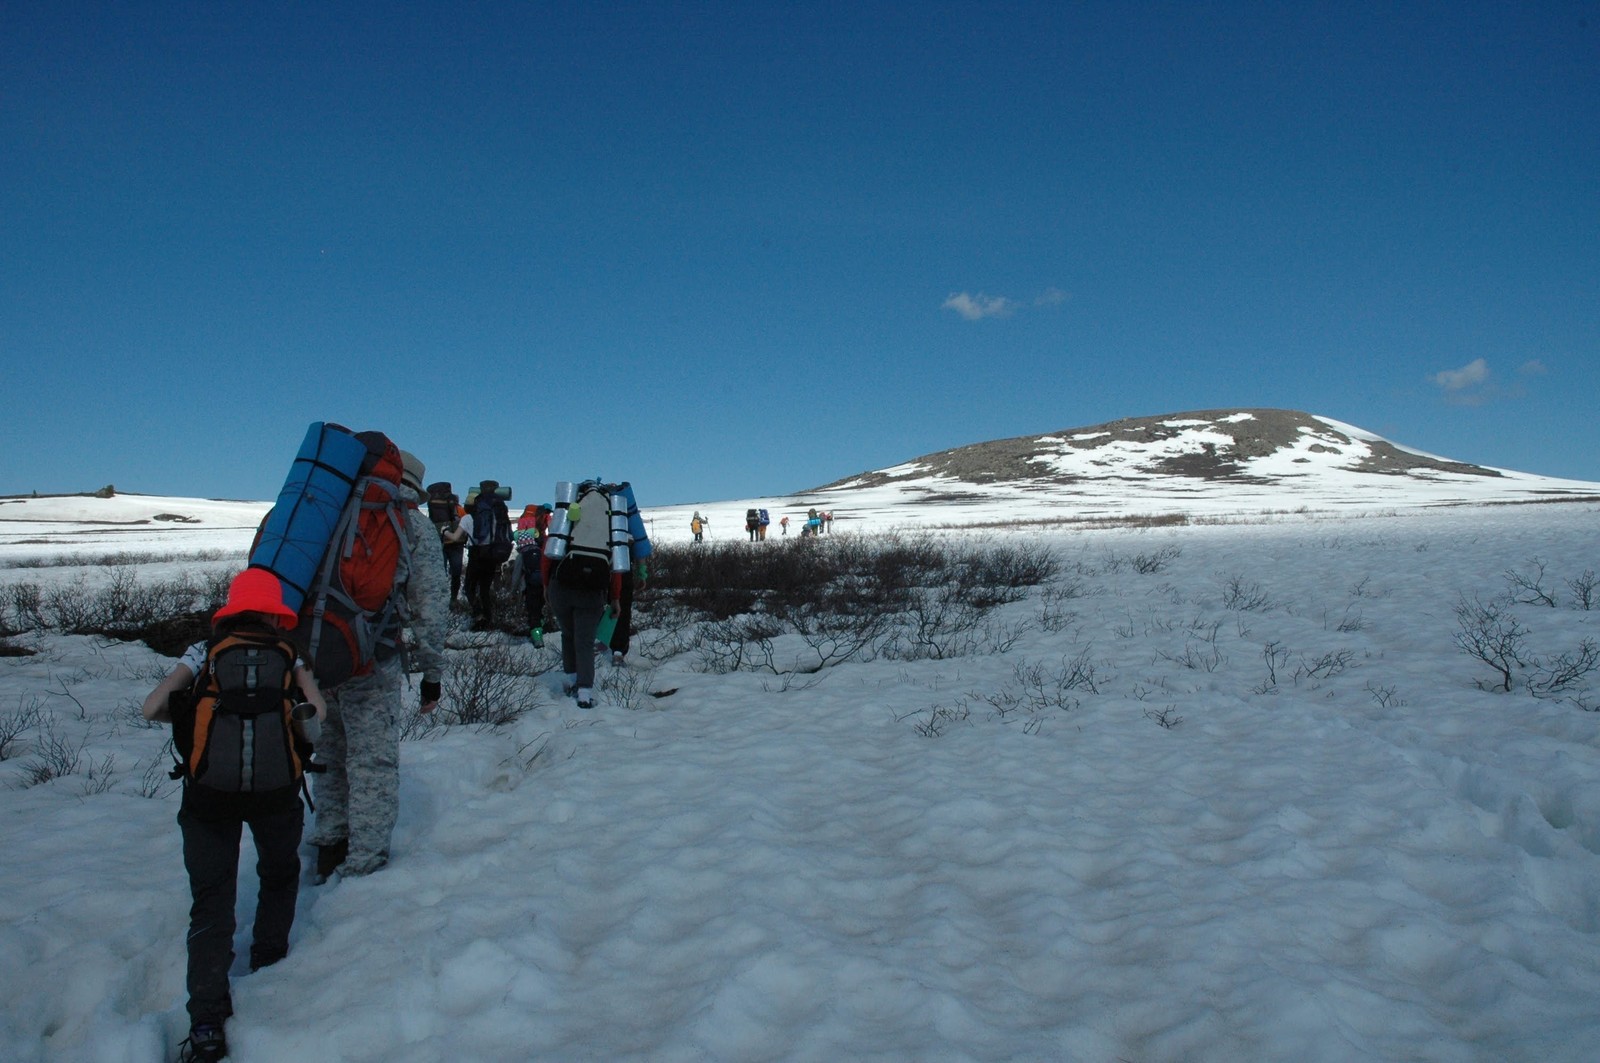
[[4, 428, 1600, 1061]]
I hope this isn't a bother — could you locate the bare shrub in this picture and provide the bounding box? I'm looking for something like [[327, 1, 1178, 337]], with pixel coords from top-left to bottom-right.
[[695, 614, 785, 674], [1365, 682, 1405, 708], [1220, 575, 1272, 611], [1294, 650, 1354, 683], [599, 663, 662, 710], [442, 643, 549, 727], [1504, 558, 1557, 608], [1036, 582, 1086, 633], [1134, 546, 1181, 573], [4, 582, 46, 632], [957, 541, 1058, 595], [1252, 641, 1292, 695], [1453, 594, 1527, 692], [899, 702, 971, 738], [1013, 651, 1102, 711], [1160, 640, 1226, 672], [1566, 570, 1598, 611], [20, 716, 87, 786], [80, 754, 118, 796], [784, 602, 894, 673], [136, 748, 179, 799], [44, 576, 98, 634], [0, 699, 42, 760], [1328, 605, 1368, 633], [1529, 639, 1600, 699], [1143, 706, 1183, 729], [890, 586, 989, 661]]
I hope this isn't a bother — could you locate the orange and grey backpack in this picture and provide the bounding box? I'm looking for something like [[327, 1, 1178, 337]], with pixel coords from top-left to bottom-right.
[[170, 625, 312, 793]]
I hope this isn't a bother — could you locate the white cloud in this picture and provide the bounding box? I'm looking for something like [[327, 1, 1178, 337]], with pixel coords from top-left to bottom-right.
[[1034, 287, 1069, 307], [1518, 359, 1547, 376], [943, 292, 1018, 321], [1432, 358, 1490, 393]]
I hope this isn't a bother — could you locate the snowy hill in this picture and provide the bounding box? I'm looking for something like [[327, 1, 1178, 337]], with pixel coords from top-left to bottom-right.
[[5, 411, 1597, 561], [642, 409, 1600, 544]]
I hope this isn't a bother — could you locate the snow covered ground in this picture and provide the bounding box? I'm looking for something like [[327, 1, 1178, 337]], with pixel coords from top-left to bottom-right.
[[3, 490, 1600, 1061]]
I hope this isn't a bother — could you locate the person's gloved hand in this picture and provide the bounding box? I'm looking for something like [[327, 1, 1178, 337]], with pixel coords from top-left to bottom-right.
[[634, 560, 649, 587], [420, 679, 441, 714]]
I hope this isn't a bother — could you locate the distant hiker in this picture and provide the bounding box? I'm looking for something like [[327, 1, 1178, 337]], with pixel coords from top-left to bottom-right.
[[780, 515, 790, 535], [514, 502, 552, 645], [460, 479, 513, 631], [605, 482, 653, 667], [757, 508, 770, 541], [307, 450, 448, 881], [690, 512, 706, 543], [746, 508, 760, 541], [141, 568, 327, 1063], [426, 483, 467, 606], [543, 479, 632, 707]]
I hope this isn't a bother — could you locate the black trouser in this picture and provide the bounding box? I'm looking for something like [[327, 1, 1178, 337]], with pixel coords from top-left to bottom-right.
[[178, 785, 304, 1025], [520, 554, 546, 630], [443, 545, 465, 601], [466, 549, 498, 623]]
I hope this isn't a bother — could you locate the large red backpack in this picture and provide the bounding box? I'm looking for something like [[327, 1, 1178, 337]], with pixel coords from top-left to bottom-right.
[[296, 431, 415, 687]]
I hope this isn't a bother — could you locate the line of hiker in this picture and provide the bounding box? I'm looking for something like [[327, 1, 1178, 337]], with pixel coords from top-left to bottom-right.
[[422, 478, 652, 672], [694, 507, 829, 542], [141, 421, 656, 1062]]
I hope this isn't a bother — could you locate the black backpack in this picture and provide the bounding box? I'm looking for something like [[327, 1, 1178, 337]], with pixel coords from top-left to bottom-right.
[[471, 495, 513, 563], [170, 625, 312, 793]]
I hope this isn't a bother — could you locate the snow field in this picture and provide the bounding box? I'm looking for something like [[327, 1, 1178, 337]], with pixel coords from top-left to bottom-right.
[[2, 503, 1599, 1060]]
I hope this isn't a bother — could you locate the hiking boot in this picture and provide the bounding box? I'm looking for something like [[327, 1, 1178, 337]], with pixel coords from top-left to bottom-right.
[[576, 688, 595, 709], [561, 674, 578, 697], [611, 651, 625, 667], [249, 944, 287, 972], [314, 839, 348, 881], [180, 1023, 227, 1062], [341, 850, 388, 877]]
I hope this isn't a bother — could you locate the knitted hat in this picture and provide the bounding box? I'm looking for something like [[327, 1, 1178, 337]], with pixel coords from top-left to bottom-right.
[[400, 451, 426, 496], [213, 569, 298, 628]]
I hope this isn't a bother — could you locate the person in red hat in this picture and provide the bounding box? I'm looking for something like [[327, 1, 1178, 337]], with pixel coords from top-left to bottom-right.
[[142, 568, 325, 1063]]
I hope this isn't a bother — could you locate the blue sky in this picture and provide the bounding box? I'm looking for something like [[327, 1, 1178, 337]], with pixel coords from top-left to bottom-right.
[[4, 2, 1596, 507]]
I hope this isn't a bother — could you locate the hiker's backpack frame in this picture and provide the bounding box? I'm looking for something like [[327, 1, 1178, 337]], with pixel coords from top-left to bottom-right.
[[297, 432, 416, 688]]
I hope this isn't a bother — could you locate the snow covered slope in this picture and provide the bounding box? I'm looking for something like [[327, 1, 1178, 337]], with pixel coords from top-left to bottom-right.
[[641, 409, 1600, 543]]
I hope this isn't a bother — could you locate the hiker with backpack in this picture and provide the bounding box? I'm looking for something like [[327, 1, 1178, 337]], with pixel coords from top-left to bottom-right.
[[427, 483, 467, 607], [542, 479, 634, 708], [305, 449, 449, 881], [141, 568, 327, 1063], [460, 479, 513, 631], [604, 482, 653, 667], [514, 502, 552, 645]]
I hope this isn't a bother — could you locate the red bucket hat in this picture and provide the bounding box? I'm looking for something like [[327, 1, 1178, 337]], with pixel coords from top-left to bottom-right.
[[213, 568, 298, 628]]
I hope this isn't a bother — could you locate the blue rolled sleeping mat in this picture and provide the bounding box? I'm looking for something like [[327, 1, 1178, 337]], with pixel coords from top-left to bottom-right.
[[249, 422, 369, 613]]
